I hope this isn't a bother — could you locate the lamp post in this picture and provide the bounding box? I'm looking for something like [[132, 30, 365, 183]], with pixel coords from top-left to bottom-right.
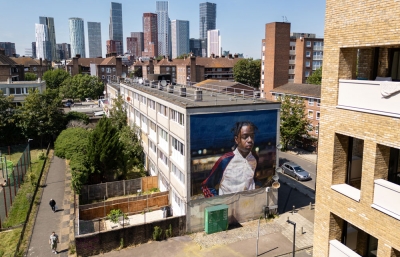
[[287, 218, 296, 257], [28, 139, 33, 173]]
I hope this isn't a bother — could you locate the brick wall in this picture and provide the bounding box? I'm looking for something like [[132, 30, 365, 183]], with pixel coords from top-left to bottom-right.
[[314, 0, 400, 256], [75, 216, 186, 256]]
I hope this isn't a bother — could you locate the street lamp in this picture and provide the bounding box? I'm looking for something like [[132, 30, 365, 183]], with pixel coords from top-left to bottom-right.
[[287, 218, 296, 257]]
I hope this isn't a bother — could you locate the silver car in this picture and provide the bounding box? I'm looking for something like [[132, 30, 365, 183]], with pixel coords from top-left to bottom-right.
[[281, 162, 311, 181]]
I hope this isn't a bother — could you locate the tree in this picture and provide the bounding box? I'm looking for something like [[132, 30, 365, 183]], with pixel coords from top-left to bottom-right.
[[0, 91, 22, 145], [16, 89, 65, 146], [54, 127, 90, 159], [60, 74, 104, 100], [233, 58, 261, 88], [86, 117, 122, 181], [43, 69, 70, 89], [24, 72, 37, 81], [109, 94, 127, 131], [132, 67, 142, 78], [176, 53, 190, 59], [306, 67, 322, 85], [279, 96, 311, 151]]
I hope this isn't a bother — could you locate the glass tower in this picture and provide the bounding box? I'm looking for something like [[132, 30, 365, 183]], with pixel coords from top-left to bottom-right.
[[35, 23, 51, 60], [199, 2, 217, 39], [69, 18, 86, 58], [39, 17, 56, 61], [156, 1, 170, 57], [88, 22, 102, 58], [109, 2, 123, 55], [171, 20, 189, 59]]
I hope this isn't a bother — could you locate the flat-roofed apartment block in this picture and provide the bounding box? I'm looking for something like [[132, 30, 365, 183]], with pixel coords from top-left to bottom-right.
[[105, 80, 281, 232], [314, 0, 400, 256]]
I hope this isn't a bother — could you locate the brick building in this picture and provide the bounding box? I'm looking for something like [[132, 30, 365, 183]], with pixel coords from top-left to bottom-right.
[[260, 22, 323, 100], [106, 40, 123, 56], [142, 13, 158, 58], [270, 83, 320, 144], [313, 0, 400, 256], [0, 50, 23, 82], [10, 57, 50, 79], [133, 54, 241, 85]]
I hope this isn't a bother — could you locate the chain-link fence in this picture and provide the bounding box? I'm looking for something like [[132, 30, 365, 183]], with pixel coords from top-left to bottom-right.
[[0, 144, 30, 225]]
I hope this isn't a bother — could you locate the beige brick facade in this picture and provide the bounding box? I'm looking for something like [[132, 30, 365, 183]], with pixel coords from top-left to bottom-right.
[[314, 0, 400, 256]]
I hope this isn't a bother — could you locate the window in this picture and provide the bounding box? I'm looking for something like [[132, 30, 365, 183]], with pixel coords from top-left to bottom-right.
[[149, 99, 156, 110], [305, 71, 310, 77], [102, 75, 105, 79], [316, 111, 320, 120], [149, 120, 156, 133], [171, 137, 184, 155], [141, 115, 147, 126], [305, 61, 310, 67], [289, 55, 296, 60], [166, 67, 170, 71], [308, 110, 314, 119], [172, 67, 175, 71], [306, 51, 311, 57], [290, 46, 295, 50], [158, 150, 168, 165], [315, 124, 319, 134], [288, 75, 295, 79], [316, 99, 321, 107], [170, 109, 184, 126], [113, 75, 116, 80], [101, 68, 104, 72], [149, 140, 157, 153], [172, 190, 183, 207], [112, 67, 116, 72], [159, 127, 168, 142], [141, 96, 147, 105], [158, 104, 167, 117], [306, 41, 311, 47], [308, 98, 314, 106], [289, 65, 295, 70], [106, 68, 111, 73], [171, 163, 185, 184], [134, 93, 139, 101], [388, 148, 400, 185]]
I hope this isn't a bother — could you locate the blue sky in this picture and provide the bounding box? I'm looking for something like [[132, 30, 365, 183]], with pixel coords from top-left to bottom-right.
[[0, 0, 326, 59]]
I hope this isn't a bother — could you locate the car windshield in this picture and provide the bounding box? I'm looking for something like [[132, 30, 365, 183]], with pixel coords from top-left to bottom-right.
[[293, 166, 303, 172]]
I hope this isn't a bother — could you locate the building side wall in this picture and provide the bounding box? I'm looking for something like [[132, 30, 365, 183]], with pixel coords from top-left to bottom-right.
[[314, 1, 400, 256]]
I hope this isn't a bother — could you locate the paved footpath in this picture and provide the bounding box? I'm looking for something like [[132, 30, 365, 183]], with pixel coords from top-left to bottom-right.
[[27, 156, 72, 257]]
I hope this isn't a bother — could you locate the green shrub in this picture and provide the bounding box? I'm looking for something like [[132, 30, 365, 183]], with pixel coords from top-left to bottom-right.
[[107, 209, 127, 224], [153, 226, 163, 241], [54, 127, 90, 159], [165, 224, 172, 238]]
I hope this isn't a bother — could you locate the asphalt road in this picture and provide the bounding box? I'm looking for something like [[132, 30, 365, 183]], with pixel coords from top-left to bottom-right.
[[278, 152, 317, 191]]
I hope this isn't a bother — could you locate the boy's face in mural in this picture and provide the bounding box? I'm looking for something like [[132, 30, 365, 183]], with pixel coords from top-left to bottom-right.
[[234, 125, 255, 158]]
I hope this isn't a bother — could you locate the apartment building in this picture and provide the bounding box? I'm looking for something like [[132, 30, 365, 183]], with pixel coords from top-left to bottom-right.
[[313, 0, 400, 256], [0, 50, 24, 82], [260, 22, 323, 100], [10, 57, 49, 80], [105, 80, 280, 231], [0, 79, 46, 105], [270, 83, 320, 149]]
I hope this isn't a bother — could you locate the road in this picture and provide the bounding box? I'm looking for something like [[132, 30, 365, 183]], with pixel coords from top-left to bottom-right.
[[278, 151, 317, 191]]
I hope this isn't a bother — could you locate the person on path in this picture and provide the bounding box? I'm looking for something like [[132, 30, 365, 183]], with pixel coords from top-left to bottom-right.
[[49, 231, 59, 254], [49, 199, 56, 212]]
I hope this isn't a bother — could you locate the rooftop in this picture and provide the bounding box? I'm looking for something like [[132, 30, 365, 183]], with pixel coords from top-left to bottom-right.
[[116, 79, 277, 109], [270, 83, 321, 98]]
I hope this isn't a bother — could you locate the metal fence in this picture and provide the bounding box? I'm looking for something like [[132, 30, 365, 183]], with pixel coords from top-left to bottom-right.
[[79, 178, 143, 204], [0, 144, 31, 226]]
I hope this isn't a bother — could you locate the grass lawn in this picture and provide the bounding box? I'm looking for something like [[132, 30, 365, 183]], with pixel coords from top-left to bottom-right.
[[0, 148, 50, 257]]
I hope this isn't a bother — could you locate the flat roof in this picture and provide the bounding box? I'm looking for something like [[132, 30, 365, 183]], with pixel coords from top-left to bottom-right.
[[115, 80, 278, 109]]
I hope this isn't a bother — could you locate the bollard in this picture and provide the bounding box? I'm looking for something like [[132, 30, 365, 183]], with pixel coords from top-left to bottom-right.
[[310, 202, 312, 210], [292, 205, 295, 214]]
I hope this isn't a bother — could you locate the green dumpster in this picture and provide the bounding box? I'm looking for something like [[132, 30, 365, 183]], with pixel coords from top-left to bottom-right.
[[204, 204, 228, 234]]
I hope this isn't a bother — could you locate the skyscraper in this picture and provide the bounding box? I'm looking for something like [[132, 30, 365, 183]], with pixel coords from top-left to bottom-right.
[[131, 32, 144, 55], [88, 22, 102, 58], [31, 42, 36, 58], [142, 13, 158, 58], [171, 20, 189, 59], [0, 42, 16, 57], [69, 18, 86, 58], [109, 2, 123, 55], [156, 1, 170, 57], [39, 17, 57, 61], [199, 2, 216, 40], [56, 43, 71, 60], [35, 23, 51, 60], [207, 29, 221, 57]]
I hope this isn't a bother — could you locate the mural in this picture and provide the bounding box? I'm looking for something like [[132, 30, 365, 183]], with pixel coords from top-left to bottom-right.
[[190, 110, 278, 198]]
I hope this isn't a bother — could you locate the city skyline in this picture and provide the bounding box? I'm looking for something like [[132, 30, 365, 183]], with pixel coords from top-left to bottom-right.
[[0, 0, 325, 59]]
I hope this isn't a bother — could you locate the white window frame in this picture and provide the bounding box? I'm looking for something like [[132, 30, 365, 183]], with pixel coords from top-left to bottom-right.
[[306, 51, 311, 58], [316, 111, 320, 120], [306, 41, 311, 47], [149, 99, 156, 110], [317, 99, 321, 107], [171, 163, 185, 185], [308, 110, 314, 119], [305, 61, 310, 67], [149, 140, 157, 153], [158, 150, 168, 166], [308, 98, 314, 106], [170, 109, 184, 126], [158, 103, 168, 117]]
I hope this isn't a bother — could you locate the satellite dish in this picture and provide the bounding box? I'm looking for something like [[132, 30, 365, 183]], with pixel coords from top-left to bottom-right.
[[272, 181, 281, 189], [138, 79, 143, 84], [161, 80, 167, 87], [272, 174, 279, 181]]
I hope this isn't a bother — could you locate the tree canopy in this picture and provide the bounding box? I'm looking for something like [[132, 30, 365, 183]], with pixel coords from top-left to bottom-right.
[[0, 91, 21, 145], [60, 74, 104, 100], [233, 58, 261, 88], [17, 89, 65, 143], [109, 94, 127, 131], [306, 67, 322, 85], [279, 96, 311, 151], [54, 127, 90, 159], [43, 69, 70, 89], [24, 72, 37, 81]]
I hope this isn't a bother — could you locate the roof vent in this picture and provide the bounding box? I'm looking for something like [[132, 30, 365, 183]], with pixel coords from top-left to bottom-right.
[[179, 87, 186, 97], [167, 84, 174, 93], [194, 89, 203, 101]]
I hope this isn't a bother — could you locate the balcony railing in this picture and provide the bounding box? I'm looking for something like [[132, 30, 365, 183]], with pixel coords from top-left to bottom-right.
[[329, 240, 361, 257], [372, 179, 400, 220], [289, 60, 295, 64], [313, 55, 323, 60], [288, 69, 295, 75], [337, 79, 400, 118], [313, 46, 324, 51], [289, 50, 295, 55]]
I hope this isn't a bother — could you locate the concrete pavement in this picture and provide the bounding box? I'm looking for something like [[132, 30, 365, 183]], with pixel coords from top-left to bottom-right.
[[27, 156, 72, 257]]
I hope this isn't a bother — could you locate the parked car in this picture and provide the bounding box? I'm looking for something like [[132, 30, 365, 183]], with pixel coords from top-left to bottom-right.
[[281, 162, 311, 181]]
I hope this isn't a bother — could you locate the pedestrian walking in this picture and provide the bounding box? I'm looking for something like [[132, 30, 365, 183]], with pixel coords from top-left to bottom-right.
[[49, 199, 56, 212], [49, 231, 59, 254]]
